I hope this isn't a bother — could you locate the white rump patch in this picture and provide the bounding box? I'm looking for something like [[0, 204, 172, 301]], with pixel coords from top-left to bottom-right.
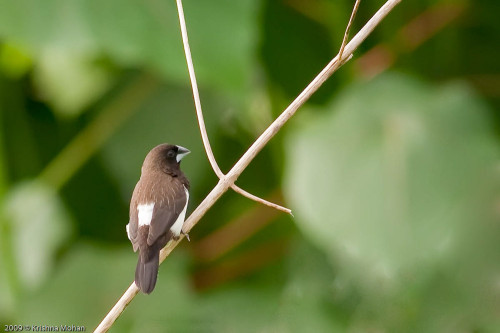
[[138, 202, 155, 227], [170, 186, 189, 237], [126, 224, 131, 240]]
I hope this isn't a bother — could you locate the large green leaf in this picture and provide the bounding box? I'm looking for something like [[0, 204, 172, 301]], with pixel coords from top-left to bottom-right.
[[0, 0, 258, 107], [284, 73, 500, 330]]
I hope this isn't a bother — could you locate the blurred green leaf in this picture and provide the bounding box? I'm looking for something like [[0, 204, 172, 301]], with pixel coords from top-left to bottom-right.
[[4, 181, 72, 290], [32, 48, 113, 117], [0, 0, 257, 90], [284, 73, 500, 330], [0, 0, 94, 51], [0, 0, 258, 115], [85, 0, 258, 95]]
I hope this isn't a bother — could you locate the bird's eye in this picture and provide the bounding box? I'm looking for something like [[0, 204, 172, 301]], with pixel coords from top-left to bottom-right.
[[167, 150, 176, 158]]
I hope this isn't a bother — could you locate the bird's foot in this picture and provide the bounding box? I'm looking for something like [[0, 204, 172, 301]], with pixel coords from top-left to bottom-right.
[[181, 230, 190, 242]]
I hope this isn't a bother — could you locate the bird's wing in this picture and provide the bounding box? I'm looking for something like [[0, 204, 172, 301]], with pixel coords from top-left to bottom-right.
[[127, 182, 141, 251], [147, 181, 187, 246]]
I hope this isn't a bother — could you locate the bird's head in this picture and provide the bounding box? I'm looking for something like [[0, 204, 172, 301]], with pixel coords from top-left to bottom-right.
[[142, 143, 190, 174]]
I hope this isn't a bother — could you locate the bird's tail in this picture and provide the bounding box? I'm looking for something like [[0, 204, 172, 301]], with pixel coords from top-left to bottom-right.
[[135, 247, 159, 294]]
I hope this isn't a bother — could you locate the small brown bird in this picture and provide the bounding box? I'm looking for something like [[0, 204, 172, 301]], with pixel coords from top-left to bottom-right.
[[126, 144, 190, 294]]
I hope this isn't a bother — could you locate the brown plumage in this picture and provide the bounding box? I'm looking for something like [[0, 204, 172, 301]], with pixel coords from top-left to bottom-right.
[[126, 144, 190, 294]]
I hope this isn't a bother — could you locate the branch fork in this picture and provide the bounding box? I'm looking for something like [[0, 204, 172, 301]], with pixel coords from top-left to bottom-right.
[[95, 0, 402, 331]]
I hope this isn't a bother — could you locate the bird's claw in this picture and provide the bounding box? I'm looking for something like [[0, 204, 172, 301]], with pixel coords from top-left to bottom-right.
[[181, 230, 190, 242]]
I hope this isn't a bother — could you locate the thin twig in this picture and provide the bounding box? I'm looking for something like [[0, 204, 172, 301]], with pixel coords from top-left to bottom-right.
[[339, 0, 362, 61], [175, 0, 290, 214], [230, 182, 292, 215], [230, 185, 292, 214], [94, 0, 402, 331], [175, 0, 223, 178]]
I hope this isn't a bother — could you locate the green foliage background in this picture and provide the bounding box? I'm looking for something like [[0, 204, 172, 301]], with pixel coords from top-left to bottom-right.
[[0, 0, 499, 332]]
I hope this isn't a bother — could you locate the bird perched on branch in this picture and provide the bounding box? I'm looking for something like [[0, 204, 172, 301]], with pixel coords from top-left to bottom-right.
[[126, 143, 190, 294]]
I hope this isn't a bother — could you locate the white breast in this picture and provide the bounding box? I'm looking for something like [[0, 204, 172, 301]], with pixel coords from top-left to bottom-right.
[[138, 202, 155, 226], [170, 186, 189, 237]]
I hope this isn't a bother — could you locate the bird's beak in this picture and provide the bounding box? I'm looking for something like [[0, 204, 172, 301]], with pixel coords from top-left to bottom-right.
[[176, 145, 190, 162]]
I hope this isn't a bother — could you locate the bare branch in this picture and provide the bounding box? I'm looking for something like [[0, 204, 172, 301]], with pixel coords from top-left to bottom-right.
[[94, 0, 402, 331], [339, 0, 362, 61]]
